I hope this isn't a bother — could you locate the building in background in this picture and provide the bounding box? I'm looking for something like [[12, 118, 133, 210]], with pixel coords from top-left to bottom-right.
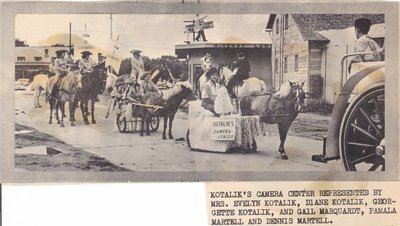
[[266, 14, 384, 104], [175, 42, 272, 95], [15, 46, 73, 80]]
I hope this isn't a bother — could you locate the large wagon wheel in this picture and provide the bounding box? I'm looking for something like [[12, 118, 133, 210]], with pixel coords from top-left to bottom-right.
[[339, 86, 385, 171], [116, 113, 127, 133], [186, 129, 191, 149], [150, 116, 160, 131]]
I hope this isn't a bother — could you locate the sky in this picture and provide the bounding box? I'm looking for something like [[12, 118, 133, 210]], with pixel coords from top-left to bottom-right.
[[15, 14, 271, 58]]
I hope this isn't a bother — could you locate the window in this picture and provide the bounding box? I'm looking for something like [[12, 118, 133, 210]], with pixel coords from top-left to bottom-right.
[[284, 56, 288, 73], [284, 14, 289, 30], [294, 55, 299, 72], [17, 57, 25, 62], [34, 57, 42, 62], [276, 19, 279, 34], [275, 58, 278, 74]]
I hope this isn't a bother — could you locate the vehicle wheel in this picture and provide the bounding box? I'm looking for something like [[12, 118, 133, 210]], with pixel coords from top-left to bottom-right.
[[150, 116, 160, 132], [186, 129, 191, 149], [339, 86, 384, 171], [116, 113, 127, 133]]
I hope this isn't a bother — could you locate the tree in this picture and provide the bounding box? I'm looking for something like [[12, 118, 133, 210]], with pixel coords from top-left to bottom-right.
[[144, 55, 187, 79], [118, 55, 188, 80]]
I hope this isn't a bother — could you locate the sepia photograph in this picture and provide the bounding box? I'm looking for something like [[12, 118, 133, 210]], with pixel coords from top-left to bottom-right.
[[1, 1, 399, 226], [1, 1, 398, 182]]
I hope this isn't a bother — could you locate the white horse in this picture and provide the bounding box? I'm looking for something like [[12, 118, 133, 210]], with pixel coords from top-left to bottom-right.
[[26, 73, 48, 108], [219, 66, 267, 98]]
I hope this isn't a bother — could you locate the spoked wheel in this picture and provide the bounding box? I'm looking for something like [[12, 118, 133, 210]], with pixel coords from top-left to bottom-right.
[[150, 116, 160, 132], [186, 129, 191, 149], [340, 86, 384, 171], [116, 113, 127, 133]]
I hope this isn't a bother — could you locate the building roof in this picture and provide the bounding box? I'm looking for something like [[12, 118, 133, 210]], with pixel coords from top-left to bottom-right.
[[266, 14, 385, 41], [176, 42, 271, 50], [175, 42, 271, 58]]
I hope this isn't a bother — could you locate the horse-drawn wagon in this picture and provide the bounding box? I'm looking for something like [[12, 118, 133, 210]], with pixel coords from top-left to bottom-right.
[[186, 101, 261, 153], [106, 62, 176, 134], [106, 63, 196, 138], [108, 80, 160, 133], [312, 52, 385, 171], [115, 101, 160, 133], [186, 79, 306, 159]]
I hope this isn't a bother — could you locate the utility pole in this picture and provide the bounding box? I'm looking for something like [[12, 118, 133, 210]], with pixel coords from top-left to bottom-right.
[[110, 14, 112, 39], [69, 22, 72, 53]]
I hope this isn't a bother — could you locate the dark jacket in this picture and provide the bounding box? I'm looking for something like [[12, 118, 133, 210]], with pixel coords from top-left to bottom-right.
[[233, 58, 251, 81]]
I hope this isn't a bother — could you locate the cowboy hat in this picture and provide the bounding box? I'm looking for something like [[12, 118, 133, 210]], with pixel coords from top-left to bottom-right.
[[55, 49, 68, 54], [80, 51, 93, 56], [140, 71, 151, 80], [237, 52, 245, 58], [130, 49, 142, 54]]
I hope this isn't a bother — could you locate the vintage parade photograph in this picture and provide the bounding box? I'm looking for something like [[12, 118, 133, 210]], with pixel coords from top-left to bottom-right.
[[13, 12, 386, 175]]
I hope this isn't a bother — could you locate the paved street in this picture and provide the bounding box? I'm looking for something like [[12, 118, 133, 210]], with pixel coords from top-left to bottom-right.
[[15, 90, 342, 172]]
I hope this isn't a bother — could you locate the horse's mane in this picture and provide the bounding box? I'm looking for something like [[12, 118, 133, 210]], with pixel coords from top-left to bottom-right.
[[150, 66, 161, 84], [162, 81, 192, 100], [220, 66, 233, 81], [274, 80, 292, 99]]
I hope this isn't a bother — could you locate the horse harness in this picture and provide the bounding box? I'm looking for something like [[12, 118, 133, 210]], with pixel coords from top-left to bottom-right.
[[263, 85, 302, 116]]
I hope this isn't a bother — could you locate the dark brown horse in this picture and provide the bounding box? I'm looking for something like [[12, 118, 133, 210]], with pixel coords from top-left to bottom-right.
[[141, 81, 196, 139], [239, 81, 306, 159], [79, 67, 105, 125]]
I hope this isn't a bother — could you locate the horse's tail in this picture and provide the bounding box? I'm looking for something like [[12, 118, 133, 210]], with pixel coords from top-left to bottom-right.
[[26, 82, 34, 92], [45, 90, 50, 103], [260, 80, 267, 93]]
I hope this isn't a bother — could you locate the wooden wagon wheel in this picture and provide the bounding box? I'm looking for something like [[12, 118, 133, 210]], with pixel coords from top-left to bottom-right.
[[116, 113, 127, 133], [186, 129, 191, 149], [339, 86, 385, 171]]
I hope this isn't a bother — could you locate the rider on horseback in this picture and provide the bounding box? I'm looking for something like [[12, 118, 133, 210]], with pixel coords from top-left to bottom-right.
[[78, 51, 101, 101], [46, 49, 71, 99], [79, 51, 98, 74], [130, 49, 145, 82], [227, 52, 251, 98], [200, 53, 212, 70]]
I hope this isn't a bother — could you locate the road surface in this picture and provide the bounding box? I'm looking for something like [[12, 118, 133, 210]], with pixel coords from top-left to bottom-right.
[[14, 90, 342, 172]]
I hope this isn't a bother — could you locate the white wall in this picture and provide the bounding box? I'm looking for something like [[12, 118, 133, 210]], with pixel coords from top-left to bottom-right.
[[318, 24, 384, 103]]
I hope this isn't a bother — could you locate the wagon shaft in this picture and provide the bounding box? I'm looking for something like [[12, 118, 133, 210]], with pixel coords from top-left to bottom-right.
[[131, 102, 163, 109]]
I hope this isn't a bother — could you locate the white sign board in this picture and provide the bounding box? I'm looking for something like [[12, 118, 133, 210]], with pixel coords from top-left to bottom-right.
[[185, 21, 214, 33], [106, 38, 123, 73], [210, 118, 236, 141]]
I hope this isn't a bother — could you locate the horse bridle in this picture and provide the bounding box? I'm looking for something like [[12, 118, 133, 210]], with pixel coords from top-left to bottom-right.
[[180, 99, 191, 107], [265, 84, 304, 115], [290, 84, 304, 112], [71, 71, 82, 93]]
